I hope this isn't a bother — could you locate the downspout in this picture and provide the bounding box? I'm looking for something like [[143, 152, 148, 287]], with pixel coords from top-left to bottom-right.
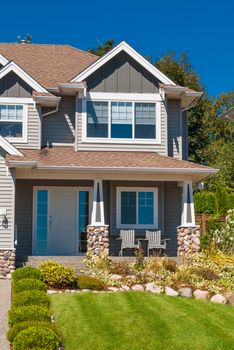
[[41, 102, 59, 118]]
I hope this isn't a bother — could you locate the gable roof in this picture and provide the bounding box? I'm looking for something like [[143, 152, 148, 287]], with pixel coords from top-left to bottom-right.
[[71, 41, 176, 85], [0, 43, 98, 88], [0, 136, 23, 156], [218, 107, 234, 120]]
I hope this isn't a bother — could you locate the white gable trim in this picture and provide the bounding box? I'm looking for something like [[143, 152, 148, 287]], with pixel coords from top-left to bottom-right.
[[0, 61, 48, 93], [71, 41, 175, 85], [0, 54, 9, 66], [0, 136, 23, 156]]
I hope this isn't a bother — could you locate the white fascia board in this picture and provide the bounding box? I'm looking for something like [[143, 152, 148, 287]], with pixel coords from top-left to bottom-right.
[[71, 41, 175, 85], [0, 61, 48, 93], [0, 136, 23, 156], [0, 54, 9, 66]]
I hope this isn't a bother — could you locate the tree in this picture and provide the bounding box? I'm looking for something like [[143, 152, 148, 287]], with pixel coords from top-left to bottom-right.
[[88, 39, 115, 56], [17, 34, 32, 44]]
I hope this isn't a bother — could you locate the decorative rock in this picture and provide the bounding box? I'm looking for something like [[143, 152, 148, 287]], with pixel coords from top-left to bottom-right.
[[131, 284, 144, 291], [225, 293, 234, 305], [111, 274, 123, 281], [87, 225, 109, 256], [210, 294, 227, 304], [121, 285, 130, 291], [47, 290, 57, 295], [178, 287, 193, 298], [0, 249, 16, 277], [177, 226, 201, 257], [126, 275, 137, 281], [193, 289, 210, 300], [165, 286, 179, 296], [145, 283, 162, 294], [108, 287, 119, 292], [82, 289, 91, 292]]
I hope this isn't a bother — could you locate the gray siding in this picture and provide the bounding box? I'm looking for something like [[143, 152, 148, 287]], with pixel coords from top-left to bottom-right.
[[0, 71, 32, 97], [0, 149, 15, 249], [13, 104, 41, 149], [182, 111, 188, 160], [86, 51, 159, 93], [164, 182, 181, 256], [42, 97, 75, 146], [167, 99, 182, 159]]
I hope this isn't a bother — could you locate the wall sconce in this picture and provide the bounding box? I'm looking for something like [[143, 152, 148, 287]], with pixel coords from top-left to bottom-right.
[[0, 208, 8, 228]]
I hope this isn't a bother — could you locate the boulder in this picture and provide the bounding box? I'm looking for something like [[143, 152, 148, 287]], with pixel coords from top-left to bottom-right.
[[225, 293, 234, 305], [210, 294, 227, 304], [193, 289, 210, 300], [178, 287, 193, 298], [47, 290, 57, 295], [131, 284, 144, 291], [145, 283, 162, 294], [108, 287, 119, 292], [81, 289, 91, 292], [111, 274, 123, 281], [121, 285, 131, 291], [165, 286, 179, 296]]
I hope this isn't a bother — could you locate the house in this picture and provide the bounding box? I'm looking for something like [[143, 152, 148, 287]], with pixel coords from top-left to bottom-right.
[[218, 107, 234, 120], [0, 41, 217, 275]]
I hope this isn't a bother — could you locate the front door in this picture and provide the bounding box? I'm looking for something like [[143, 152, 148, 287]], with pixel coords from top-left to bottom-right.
[[34, 188, 91, 255]]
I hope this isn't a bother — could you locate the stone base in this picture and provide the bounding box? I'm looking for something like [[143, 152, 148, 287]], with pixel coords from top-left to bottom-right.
[[87, 225, 109, 255], [0, 248, 16, 279], [177, 226, 200, 257]]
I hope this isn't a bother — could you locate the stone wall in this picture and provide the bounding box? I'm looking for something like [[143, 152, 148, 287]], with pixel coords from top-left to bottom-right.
[[87, 225, 109, 255], [0, 249, 16, 279], [177, 226, 201, 257]]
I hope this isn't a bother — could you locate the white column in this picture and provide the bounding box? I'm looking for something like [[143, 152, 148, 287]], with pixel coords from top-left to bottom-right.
[[180, 181, 195, 226], [91, 179, 105, 226]]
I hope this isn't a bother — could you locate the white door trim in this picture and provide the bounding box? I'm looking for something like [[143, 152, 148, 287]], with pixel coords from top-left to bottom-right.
[[32, 186, 92, 255]]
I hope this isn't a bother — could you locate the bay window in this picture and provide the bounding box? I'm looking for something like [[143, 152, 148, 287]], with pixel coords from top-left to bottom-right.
[[86, 100, 159, 141], [117, 187, 158, 229], [0, 104, 27, 142]]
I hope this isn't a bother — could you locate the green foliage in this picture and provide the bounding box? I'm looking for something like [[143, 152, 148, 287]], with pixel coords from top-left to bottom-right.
[[17, 34, 32, 44], [8, 321, 58, 343], [13, 326, 59, 350], [194, 191, 217, 214], [162, 259, 177, 272], [88, 39, 115, 56], [8, 305, 51, 327], [12, 278, 47, 294], [12, 290, 49, 308], [39, 261, 75, 288], [77, 275, 104, 290], [193, 267, 219, 281], [110, 261, 133, 276], [134, 247, 145, 271], [12, 266, 42, 283]]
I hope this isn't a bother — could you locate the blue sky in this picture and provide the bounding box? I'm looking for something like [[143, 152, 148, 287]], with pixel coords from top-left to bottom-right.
[[1, 0, 233, 96]]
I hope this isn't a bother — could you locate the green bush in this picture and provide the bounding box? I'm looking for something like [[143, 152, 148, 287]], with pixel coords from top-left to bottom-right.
[[8, 305, 51, 327], [12, 267, 42, 283], [12, 290, 49, 308], [12, 278, 47, 294], [194, 191, 217, 214], [8, 321, 58, 343], [77, 275, 104, 290], [39, 261, 75, 288], [13, 326, 59, 350]]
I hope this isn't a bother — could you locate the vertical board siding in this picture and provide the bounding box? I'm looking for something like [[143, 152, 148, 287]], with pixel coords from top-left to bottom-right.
[[167, 99, 182, 159], [86, 51, 159, 93], [182, 111, 188, 160], [0, 149, 14, 248], [164, 182, 181, 256], [0, 71, 32, 97], [13, 104, 41, 149], [42, 97, 75, 146]]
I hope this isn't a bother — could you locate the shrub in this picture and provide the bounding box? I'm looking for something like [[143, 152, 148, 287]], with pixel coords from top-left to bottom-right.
[[12, 278, 47, 294], [134, 247, 145, 271], [13, 326, 59, 350], [110, 261, 133, 276], [162, 258, 177, 272], [194, 267, 219, 281], [12, 290, 49, 308], [173, 268, 193, 287], [144, 258, 161, 273], [77, 275, 104, 290], [8, 305, 51, 327], [39, 261, 75, 288], [8, 321, 58, 343], [12, 267, 42, 283], [84, 251, 111, 271]]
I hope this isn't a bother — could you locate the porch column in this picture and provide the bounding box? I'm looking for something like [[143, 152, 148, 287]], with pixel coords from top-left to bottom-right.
[[87, 179, 109, 256], [177, 181, 200, 257]]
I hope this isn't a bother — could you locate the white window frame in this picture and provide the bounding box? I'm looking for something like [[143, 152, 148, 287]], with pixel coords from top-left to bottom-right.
[[82, 93, 161, 145], [0, 103, 28, 143], [116, 187, 158, 229]]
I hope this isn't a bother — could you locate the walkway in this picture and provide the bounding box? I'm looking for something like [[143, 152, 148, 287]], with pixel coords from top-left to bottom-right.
[[0, 279, 11, 350]]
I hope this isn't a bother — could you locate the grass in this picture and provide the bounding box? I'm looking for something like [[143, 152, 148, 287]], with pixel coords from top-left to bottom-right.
[[50, 292, 234, 350]]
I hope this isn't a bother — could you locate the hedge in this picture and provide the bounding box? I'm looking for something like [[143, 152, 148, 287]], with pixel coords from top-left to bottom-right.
[[12, 266, 42, 283], [12, 290, 50, 308], [7, 321, 58, 343], [77, 275, 104, 290], [13, 326, 59, 350], [8, 305, 51, 327], [39, 261, 75, 288], [12, 278, 47, 294]]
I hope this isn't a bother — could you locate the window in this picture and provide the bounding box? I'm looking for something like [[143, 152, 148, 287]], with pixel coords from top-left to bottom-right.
[[117, 187, 158, 228], [86, 100, 159, 141], [87, 101, 108, 138], [0, 104, 27, 142]]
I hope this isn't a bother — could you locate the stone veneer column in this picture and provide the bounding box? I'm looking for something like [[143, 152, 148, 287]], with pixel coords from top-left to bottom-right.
[[87, 225, 109, 255], [0, 248, 16, 279], [177, 226, 201, 257]]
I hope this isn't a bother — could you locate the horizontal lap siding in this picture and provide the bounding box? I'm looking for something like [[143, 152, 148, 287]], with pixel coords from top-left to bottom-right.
[[0, 149, 15, 249], [42, 97, 75, 146], [167, 99, 181, 159]]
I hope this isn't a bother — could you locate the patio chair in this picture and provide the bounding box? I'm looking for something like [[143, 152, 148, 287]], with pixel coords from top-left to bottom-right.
[[145, 230, 169, 257], [119, 230, 140, 256]]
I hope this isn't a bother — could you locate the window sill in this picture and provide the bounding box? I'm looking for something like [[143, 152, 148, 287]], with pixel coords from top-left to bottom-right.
[[82, 138, 161, 145], [6, 138, 27, 144], [117, 225, 158, 230]]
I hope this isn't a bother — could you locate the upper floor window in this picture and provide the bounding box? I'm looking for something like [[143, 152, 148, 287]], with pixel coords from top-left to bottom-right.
[[86, 100, 159, 142], [0, 104, 27, 143]]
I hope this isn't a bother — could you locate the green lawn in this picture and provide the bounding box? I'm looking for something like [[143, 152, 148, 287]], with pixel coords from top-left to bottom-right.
[[50, 292, 234, 350]]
